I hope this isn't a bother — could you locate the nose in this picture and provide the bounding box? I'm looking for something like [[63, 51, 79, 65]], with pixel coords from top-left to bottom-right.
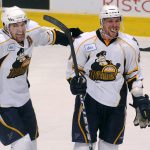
[[111, 21, 118, 27], [17, 25, 26, 34], [17, 27, 23, 33]]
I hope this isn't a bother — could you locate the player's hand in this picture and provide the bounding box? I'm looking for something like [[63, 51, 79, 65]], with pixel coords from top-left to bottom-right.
[[130, 94, 150, 128], [70, 75, 87, 95], [69, 28, 83, 38], [133, 108, 150, 128]]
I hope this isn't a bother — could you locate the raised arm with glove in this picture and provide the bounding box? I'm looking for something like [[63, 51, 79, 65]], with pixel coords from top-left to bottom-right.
[[54, 28, 83, 46]]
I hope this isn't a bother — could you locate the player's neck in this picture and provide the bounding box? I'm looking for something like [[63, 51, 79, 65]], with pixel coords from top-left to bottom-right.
[[18, 41, 24, 47], [100, 29, 116, 41]]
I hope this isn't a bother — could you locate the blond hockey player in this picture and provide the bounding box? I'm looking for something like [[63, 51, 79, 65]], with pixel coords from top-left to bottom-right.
[[66, 5, 150, 150]]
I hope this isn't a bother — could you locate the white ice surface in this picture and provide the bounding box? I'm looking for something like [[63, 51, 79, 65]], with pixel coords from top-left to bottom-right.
[[0, 37, 150, 150]]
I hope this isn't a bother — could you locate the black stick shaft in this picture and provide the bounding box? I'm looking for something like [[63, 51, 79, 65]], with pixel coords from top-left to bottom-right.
[[43, 15, 94, 150], [43, 15, 79, 76], [140, 47, 150, 52]]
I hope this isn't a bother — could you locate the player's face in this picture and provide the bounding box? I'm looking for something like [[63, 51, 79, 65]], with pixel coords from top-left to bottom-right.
[[102, 17, 121, 39], [9, 21, 26, 43]]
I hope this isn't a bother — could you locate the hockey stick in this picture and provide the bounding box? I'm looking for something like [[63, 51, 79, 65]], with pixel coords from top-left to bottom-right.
[[43, 15, 94, 150], [43, 15, 79, 76], [140, 47, 150, 52]]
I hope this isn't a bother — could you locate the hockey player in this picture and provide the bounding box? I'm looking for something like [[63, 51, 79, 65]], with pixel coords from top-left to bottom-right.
[[66, 5, 150, 150], [0, 6, 82, 150]]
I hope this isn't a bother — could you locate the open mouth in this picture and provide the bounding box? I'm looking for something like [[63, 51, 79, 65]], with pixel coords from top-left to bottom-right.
[[16, 34, 25, 38], [17, 33, 24, 36], [110, 28, 118, 33]]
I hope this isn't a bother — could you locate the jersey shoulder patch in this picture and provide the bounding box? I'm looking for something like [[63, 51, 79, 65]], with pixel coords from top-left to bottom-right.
[[84, 43, 97, 51], [74, 31, 97, 50]]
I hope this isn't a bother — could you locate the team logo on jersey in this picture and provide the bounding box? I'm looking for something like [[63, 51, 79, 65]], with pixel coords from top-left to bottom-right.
[[8, 43, 15, 51], [84, 43, 97, 52], [89, 51, 120, 81], [7, 48, 31, 78]]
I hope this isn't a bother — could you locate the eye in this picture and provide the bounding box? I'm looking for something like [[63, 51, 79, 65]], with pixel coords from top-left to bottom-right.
[[108, 20, 113, 23], [13, 24, 18, 27]]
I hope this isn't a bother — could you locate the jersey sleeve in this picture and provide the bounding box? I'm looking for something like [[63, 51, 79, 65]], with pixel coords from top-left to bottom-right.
[[0, 34, 9, 60], [33, 26, 56, 46], [34, 27, 69, 46], [27, 20, 70, 47], [123, 41, 143, 96]]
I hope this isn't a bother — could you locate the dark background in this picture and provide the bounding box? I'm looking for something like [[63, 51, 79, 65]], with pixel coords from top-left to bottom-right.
[[2, 0, 50, 10]]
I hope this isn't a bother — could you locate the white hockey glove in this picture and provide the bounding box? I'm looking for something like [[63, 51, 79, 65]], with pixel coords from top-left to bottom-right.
[[130, 94, 150, 128]]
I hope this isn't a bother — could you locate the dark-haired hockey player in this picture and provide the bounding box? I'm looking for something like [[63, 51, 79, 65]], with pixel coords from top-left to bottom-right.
[[0, 6, 81, 150]]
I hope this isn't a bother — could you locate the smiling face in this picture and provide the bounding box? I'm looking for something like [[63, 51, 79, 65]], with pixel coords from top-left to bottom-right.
[[9, 21, 27, 43], [102, 17, 121, 40]]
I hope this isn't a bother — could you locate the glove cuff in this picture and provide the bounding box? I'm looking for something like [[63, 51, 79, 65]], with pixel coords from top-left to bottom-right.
[[132, 94, 149, 108]]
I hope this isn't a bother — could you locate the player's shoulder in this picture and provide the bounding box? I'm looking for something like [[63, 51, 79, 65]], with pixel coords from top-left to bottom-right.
[[26, 20, 41, 33], [118, 32, 139, 49], [74, 31, 97, 46], [118, 32, 135, 42], [0, 29, 10, 45]]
